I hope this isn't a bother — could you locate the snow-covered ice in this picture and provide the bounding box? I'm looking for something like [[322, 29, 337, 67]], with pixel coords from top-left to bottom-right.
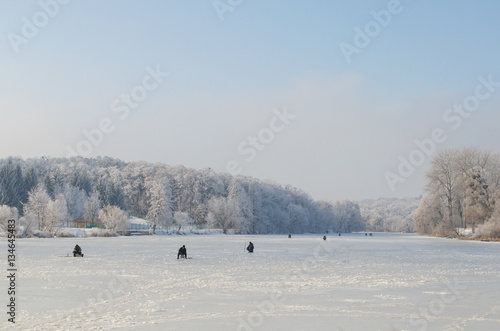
[[3, 233, 500, 330]]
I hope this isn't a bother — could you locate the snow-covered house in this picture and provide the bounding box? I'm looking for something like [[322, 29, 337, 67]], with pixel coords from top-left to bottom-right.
[[126, 217, 151, 231]]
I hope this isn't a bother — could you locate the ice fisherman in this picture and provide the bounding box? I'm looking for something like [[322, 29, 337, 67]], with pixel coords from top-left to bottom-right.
[[288, 234, 292, 238], [247, 242, 254, 253], [178, 245, 187, 259], [323, 235, 326, 241], [73, 244, 83, 257]]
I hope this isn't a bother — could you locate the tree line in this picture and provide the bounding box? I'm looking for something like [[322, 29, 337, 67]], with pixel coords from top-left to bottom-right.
[[359, 197, 420, 233], [0, 156, 369, 236]]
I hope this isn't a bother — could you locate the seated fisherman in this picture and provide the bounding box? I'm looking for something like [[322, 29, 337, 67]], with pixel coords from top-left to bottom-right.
[[178, 245, 187, 259], [73, 244, 83, 257]]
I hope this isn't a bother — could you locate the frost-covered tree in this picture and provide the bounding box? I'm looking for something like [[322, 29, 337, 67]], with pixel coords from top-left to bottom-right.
[[415, 147, 500, 237], [333, 200, 364, 232], [359, 198, 420, 233], [207, 197, 237, 234], [246, 181, 265, 233], [122, 163, 150, 216], [476, 192, 500, 239], [228, 178, 253, 233], [59, 184, 87, 221], [0, 155, 387, 235], [173, 211, 194, 232], [464, 167, 492, 229], [288, 204, 308, 233], [96, 167, 126, 210], [425, 150, 459, 234], [316, 201, 337, 233], [0, 158, 25, 210], [146, 180, 174, 233], [45, 194, 69, 235], [453, 147, 493, 228], [0, 205, 18, 232], [84, 191, 101, 223], [22, 165, 39, 204], [413, 195, 443, 235], [99, 205, 127, 233], [23, 184, 51, 232], [206, 211, 218, 230]]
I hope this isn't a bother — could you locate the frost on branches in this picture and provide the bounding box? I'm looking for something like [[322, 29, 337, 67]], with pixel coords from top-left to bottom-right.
[[0, 156, 386, 235], [414, 147, 500, 239]]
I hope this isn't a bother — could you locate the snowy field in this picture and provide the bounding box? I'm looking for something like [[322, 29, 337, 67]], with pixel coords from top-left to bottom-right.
[[2, 233, 500, 331]]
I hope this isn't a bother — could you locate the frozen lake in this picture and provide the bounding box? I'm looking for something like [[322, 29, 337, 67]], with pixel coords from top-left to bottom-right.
[[3, 233, 500, 330]]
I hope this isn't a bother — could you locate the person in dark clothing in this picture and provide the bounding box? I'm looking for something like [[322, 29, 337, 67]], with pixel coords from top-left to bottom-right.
[[73, 244, 83, 257], [288, 234, 291, 238], [323, 235, 326, 241], [177, 245, 187, 259], [247, 242, 254, 253]]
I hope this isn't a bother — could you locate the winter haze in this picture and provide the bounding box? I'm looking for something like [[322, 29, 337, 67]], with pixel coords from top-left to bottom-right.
[[1, 1, 500, 201]]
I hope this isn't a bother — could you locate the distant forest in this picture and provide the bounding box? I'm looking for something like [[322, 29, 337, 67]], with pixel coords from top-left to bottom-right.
[[0, 156, 417, 236]]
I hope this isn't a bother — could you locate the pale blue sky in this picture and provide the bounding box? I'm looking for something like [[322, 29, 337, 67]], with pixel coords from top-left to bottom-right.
[[1, 0, 500, 201]]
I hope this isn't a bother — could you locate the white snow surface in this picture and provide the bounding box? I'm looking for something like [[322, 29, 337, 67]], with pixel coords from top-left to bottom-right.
[[3, 233, 500, 331]]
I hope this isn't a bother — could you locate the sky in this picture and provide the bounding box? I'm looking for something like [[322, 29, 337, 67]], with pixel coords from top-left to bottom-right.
[[1, 0, 500, 202]]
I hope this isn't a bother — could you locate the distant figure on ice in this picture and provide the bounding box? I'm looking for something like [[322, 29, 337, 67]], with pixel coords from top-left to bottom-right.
[[323, 235, 326, 241], [73, 244, 83, 257], [288, 234, 292, 239], [247, 242, 254, 253], [177, 245, 187, 259], [338, 233, 341, 236]]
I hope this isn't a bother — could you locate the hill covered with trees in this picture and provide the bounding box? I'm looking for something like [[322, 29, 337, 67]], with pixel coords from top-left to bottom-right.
[[0, 156, 368, 236]]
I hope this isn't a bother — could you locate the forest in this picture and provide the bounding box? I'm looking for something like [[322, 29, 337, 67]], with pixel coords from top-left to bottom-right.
[[0, 156, 371, 236], [359, 197, 420, 233], [8, 152, 497, 238]]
